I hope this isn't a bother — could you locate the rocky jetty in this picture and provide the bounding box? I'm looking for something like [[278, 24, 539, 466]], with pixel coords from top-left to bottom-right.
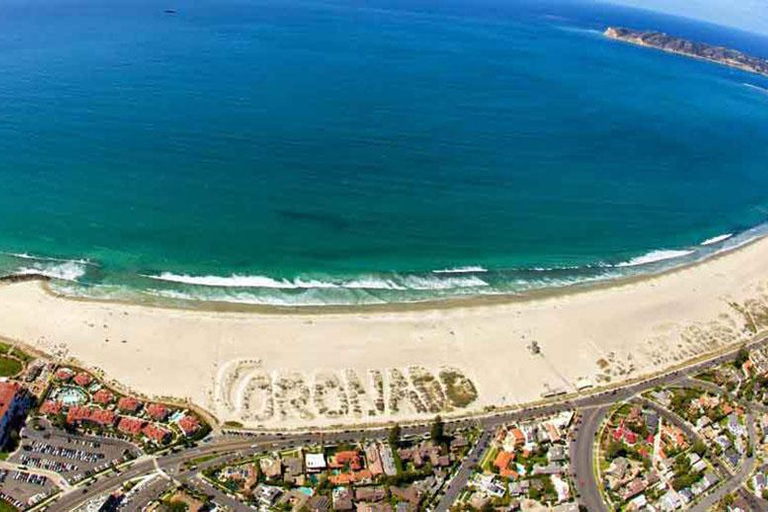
[[605, 26, 768, 78]]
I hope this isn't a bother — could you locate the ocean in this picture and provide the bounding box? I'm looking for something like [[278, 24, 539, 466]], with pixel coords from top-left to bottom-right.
[[2, 0, 768, 306]]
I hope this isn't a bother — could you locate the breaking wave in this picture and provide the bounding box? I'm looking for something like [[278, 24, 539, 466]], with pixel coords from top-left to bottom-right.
[[432, 266, 487, 274], [16, 261, 88, 282], [144, 271, 487, 291], [614, 249, 695, 268], [700, 233, 733, 246]]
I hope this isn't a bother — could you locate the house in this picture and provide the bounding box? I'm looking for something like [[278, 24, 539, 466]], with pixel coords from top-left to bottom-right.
[[73, 372, 93, 387], [450, 436, 468, 451], [253, 485, 282, 508], [0, 382, 31, 448], [378, 443, 398, 476], [659, 490, 681, 511], [54, 368, 74, 381], [551, 474, 570, 502], [644, 410, 659, 432], [332, 487, 354, 511], [283, 456, 304, 483], [92, 389, 114, 405], [259, 457, 282, 480], [613, 421, 638, 445], [330, 450, 363, 470], [143, 423, 171, 444], [146, 403, 169, 421], [365, 444, 384, 476], [544, 422, 562, 443], [474, 474, 506, 498], [117, 397, 142, 413], [509, 480, 530, 497], [715, 435, 732, 451], [547, 445, 566, 463], [355, 487, 387, 502], [727, 413, 746, 437], [306, 494, 331, 512], [66, 405, 116, 428], [678, 489, 693, 505], [178, 415, 200, 436], [39, 400, 63, 416], [356, 503, 392, 512], [390, 486, 421, 508], [494, 450, 514, 472], [752, 469, 767, 494], [627, 494, 647, 510], [117, 416, 145, 436], [305, 453, 326, 472], [619, 478, 647, 501]]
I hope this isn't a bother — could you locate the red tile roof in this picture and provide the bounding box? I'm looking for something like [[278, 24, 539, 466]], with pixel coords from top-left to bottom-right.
[[178, 415, 200, 436], [117, 416, 146, 436], [67, 406, 116, 427], [73, 373, 93, 387], [493, 450, 514, 472], [143, 423, 171, 443], [146, 403, 168, 421], [39, 400, 63, 416], [0, 382, 23, 420], [92, 389, 114, 405], [330, 451, 363, 470], [117, 397, 142, 413], [55, 368, 74, 381]]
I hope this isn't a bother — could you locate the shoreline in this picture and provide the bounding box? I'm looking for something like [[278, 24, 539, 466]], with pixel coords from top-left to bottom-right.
[[11, 226, 765, 317], [2, 231, 768, 430]]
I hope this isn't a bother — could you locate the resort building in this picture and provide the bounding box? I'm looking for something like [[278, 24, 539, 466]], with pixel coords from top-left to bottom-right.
[[0, 381, 31, 449]]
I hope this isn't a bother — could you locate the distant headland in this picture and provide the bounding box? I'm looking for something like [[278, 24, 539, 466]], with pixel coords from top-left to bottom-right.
[[605, 26, 768, 78]]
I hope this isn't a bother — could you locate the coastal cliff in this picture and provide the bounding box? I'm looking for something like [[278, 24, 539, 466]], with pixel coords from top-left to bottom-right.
[[605, 27, 768, 78]]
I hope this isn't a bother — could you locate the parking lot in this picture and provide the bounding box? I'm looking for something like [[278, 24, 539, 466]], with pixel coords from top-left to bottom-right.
[[11, 419, 142, 484], [0, 469, 58, 509]]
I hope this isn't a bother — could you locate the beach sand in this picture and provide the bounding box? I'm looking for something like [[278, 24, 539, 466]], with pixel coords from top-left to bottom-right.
[[2, 237, 768, 430]]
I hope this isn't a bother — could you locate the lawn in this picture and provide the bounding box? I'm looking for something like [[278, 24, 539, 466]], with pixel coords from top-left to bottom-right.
[[0, 501, 18, 512], [0, 356, 22, 377]]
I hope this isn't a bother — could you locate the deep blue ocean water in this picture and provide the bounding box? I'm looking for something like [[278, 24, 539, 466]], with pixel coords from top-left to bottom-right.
[[2, 0, 768, 305]]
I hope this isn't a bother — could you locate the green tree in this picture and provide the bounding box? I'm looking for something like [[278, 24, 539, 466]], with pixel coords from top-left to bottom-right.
[[389, 423, 401, 447], [735, 345, 750, 368], [691, 439, 707, 457], [430, 415, 444, 444]]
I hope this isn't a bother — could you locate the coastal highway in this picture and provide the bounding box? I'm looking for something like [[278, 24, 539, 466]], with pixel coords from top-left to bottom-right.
[[44, 335, 768, 511]]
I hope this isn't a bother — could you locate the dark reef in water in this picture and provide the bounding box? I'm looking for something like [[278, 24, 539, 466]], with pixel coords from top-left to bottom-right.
[[605, 27, 768, 78]]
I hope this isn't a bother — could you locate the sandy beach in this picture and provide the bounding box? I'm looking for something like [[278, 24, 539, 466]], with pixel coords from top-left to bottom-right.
[[1, 236, 768, 430]]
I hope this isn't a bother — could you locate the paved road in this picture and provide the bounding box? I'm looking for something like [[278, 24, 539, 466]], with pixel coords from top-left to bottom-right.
[[43, 335, 768, 511], [569, 406, 610, 512], [434, 429, 493, 512]]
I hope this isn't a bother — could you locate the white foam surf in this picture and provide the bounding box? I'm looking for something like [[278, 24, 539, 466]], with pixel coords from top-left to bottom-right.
[[700, 233, 733, 246], [144, 272, 322, 289], [614, 249, 695, 268], [5, 252, 94, 265], [432, 266, 488, 274], [145, 271, 489, 291], [16, 261, 88, 282], [401, 275, 489, 290]]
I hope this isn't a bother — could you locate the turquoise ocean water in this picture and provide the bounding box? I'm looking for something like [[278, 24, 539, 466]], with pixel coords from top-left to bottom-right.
[[2, 0, 768, 306]]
